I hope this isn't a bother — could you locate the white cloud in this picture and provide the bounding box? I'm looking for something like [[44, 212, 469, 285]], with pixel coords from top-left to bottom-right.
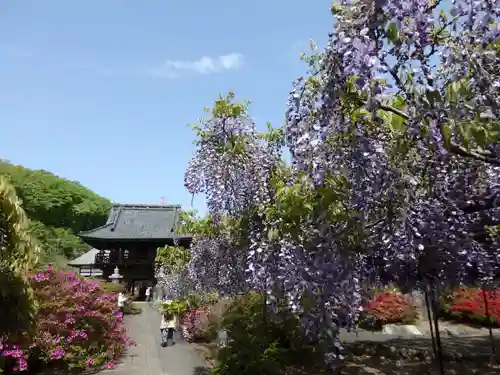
[[63, 53, 244, 80], [218, 54, 244, 70], [150, 53, 244, 79]]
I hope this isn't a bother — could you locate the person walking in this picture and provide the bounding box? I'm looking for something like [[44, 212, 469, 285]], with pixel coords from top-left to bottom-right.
[[160, 309, 178, 347], [145, 286, 152, 302], [117, 292, 127, 315]]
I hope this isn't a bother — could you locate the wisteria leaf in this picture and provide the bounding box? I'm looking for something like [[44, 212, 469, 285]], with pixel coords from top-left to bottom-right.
[[386, 22, 398, 44]]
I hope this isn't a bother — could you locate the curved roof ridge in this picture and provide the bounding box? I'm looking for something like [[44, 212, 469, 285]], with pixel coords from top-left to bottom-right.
[[111, 203, 182, 209]]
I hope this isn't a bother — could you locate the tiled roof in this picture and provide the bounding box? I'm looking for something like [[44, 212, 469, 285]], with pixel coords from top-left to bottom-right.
[[79, 204, 189, 241], [68, 248, 100, 266]]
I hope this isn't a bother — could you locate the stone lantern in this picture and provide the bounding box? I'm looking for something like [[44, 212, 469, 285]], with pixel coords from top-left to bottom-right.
[[109, 266, 123, 284]]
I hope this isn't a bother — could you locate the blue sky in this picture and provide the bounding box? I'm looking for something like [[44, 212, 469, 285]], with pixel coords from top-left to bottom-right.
[[1, 0, 332, 214]]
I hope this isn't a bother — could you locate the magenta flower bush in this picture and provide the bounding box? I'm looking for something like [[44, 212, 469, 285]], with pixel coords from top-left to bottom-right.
[[180, 305, 214, 343], [0, 267, 135, 373]]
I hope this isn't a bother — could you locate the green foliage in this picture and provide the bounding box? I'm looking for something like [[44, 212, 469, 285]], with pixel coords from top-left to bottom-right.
[[213, 292, 326, 375], [298, 39, 322, 73], [155, 245, 190, 273], [177, 210, 244, 244], [123, 300, 142, 315], [192, 92, 254, 156], [186, 291, 219, 309], [259, 167, 372, 252], [259, 122, 285, 150], [159, 299, 189, 319], [210, 91, 249, 119], [30, 221, 89, 264], [0, 161, 112, 263], [0, 177, 40, 271], [158, 292, 219, 319], [0, 265, 38, 343], [486, 224, 499, 242], [177, 210, 217, 236], [0, 177, 40, 340]]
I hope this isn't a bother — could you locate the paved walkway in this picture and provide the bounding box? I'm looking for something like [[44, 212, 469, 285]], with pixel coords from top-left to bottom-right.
[[110, 303, 210, 375]]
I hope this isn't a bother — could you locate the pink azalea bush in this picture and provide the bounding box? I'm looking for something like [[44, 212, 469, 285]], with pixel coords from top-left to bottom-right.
[[180, 305, 215, 343], [0, 267, 135, 373]]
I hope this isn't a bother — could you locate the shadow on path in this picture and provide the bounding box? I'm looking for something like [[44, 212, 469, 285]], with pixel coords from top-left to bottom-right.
[[343, 334, 498, 361], [192, 367, 211, 375]]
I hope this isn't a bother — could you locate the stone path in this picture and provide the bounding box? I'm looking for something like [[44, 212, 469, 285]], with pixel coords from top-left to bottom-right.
[[109, 303, 210, 375]]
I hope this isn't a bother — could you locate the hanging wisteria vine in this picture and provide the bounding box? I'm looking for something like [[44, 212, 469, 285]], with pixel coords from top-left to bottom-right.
[[154, 244, 191, 299], [181, 0, 499, 369], [183, 94, 279, 296]]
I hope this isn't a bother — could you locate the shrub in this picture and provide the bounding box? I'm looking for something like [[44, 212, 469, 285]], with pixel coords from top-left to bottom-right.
[[442, 287, 500, 327], [84, 277, 125, 294], [0, 268, 134, 373], [96, 281, 126, 295], [359, 291, 418, 329], [179, 298, 228, 343], [186, 292, 219, 309], [159, 293, 221, 343], [180, 305, 215, 343], [123, 300, 142, 315], [203, 299, 228, 337], [213, 292, 326, 375], [0, 177, 40, 342], [85, 278, 140, 315], [159, 299, 189, 319]]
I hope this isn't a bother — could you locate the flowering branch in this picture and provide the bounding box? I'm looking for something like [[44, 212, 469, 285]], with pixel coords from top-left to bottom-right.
[[379, 104, 500, 166]]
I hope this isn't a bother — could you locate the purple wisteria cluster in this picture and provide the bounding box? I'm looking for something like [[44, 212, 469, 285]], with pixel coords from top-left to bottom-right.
[[184, 96, 278, 295], [182, 0, 499, 367], [155, 267, 189, 299], [285, 0, 499, 308], [185, 234, 248, 296], [184, 113, 270, 218]]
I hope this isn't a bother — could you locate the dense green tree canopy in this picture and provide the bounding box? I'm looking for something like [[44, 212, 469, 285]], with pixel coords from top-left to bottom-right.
[[0, 161, 112, 264]]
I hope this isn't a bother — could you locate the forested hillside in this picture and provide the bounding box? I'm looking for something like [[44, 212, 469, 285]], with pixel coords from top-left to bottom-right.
[[0, 160, 112, 264]]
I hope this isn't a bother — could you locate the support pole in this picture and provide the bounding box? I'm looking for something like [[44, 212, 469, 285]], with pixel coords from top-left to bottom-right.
[[424, 286, 437, 358], [429, 279, 445, 375], [482, 287, 497, 363]]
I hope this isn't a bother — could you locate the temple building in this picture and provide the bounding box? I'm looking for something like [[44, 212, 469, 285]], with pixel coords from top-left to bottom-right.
[[67, 248, 103, 277], [78, 203, 191, 297]]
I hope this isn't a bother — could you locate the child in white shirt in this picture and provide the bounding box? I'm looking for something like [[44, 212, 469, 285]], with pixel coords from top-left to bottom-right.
[[160, 311, 178, 347]]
